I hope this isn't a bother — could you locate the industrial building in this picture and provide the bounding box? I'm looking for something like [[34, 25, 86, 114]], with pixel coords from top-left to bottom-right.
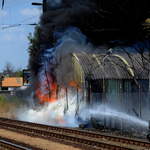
[[67, 52, 150, 119]]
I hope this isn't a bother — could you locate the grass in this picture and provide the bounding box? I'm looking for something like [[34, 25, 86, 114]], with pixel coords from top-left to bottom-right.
[[0, 94, 25, 118]]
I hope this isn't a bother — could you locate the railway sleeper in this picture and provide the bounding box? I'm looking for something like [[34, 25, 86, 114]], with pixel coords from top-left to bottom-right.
[[100, 144, 105, 148], [71, 138, 74, 141], [87, 141, 91, 145], [120, 139, 124, 142], [106, 137, 110, 140], [124, 140, 128, 143], [94, 135, 98, 138], [110, 145, 115, 149], [115, 138, 120, 142], [145, 143, 150, 147], [75, 139, 79, 142], [106, 145, 111, 149], [134, 141, 139, 145], [83, 140, 87, 144]]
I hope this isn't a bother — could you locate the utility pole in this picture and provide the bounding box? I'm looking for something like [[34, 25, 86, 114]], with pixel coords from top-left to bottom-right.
[[103, 48, 113, 105], [32, 0, 47, 13], [102, 48, 113, 128], [43, 0, 47, 13]]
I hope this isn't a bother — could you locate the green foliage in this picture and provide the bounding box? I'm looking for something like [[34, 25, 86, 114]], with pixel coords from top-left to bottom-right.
[[0, 95, 6, 108], [0, 94, 27, 118], [9, 74, 14, 77], [17, 70, 23, 77], [27, 25, 42, 56]]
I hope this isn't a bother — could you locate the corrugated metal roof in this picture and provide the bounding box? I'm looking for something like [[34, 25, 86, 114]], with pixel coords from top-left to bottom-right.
[[73, 52, 150, 79], [2, 77, 23, 87]]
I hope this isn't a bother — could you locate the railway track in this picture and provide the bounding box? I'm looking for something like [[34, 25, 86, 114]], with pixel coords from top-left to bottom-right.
[[0, 139, 31, 150], [0, 117, 149, 150]]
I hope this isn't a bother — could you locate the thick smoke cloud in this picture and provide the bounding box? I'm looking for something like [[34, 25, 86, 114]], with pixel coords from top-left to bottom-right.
[[40, 0, 150, 46], [40, 0, 91, 44], [53, 26, 107, 85]]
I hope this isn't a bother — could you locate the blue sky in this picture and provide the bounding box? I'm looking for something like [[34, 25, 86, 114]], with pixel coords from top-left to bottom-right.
[[0, 0, 42, 72]]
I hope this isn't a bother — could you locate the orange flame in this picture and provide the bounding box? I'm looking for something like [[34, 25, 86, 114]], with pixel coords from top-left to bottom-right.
[[35, 75, 58, 104], [35, 73, 81, 104], [57, 115, 66, 124], [69, 79, 82, 93]]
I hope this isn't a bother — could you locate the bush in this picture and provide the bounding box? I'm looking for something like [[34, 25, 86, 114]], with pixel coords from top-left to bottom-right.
[[0, 94, 24, 118]]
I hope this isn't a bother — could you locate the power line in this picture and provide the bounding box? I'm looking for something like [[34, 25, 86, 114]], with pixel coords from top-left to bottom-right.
[[16, 13, 41, 24], [0, 14, 40, 31], [0, 12, 41, 29], [0, 0, 42, 31], [1, 0, 39, 10]]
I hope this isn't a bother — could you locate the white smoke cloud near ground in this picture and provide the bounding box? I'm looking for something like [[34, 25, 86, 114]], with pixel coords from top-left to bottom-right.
[[17, 88, 83, 127], [17, 99, 77, 126], [17, 100, 149, 134]]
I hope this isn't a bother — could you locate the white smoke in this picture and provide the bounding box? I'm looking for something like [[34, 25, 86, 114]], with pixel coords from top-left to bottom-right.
[[17, 88, 84, 127]]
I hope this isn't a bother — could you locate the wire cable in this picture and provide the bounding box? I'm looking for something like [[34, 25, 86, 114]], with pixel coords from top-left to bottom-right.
[[9, 7, 11, 25], [0, 13, 41, 31], [0, 0, 42, 31], [16, 13, 41, 24], [0, 0, 41, 10]]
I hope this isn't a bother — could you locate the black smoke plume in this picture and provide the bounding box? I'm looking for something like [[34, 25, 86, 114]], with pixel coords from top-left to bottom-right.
[[40, 0, 150, 46]]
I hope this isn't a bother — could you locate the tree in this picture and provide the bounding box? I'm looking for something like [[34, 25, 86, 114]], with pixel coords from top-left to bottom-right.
[[27, 25, 43, 57], [16, 70, 23, 77], [3, 62, 15, 77], [2, 62, 23, 77], [87, 0, 150, 45], [27, 25, 54, 104], [27, 25, 45, 77]]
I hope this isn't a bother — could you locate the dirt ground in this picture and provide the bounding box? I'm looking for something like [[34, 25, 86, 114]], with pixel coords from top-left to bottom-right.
[[0, 128, 81, 150]]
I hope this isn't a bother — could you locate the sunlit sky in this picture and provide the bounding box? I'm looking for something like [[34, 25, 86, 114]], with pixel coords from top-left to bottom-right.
[[0, 0, 42, 72]]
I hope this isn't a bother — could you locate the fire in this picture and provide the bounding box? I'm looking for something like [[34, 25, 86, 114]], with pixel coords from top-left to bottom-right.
[[35, 77, 66, 104], [69, 79, 82, 93], [57, 115, 66, 124], [35, 62, 81, 105], [35, 74, 58, 104], [35, 78, 82, 104]]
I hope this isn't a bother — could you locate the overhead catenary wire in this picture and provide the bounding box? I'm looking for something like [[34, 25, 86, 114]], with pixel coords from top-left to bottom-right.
[[0, 0, 42, 30], [9, 7, 11, 25], [0, 13, 40, 31], [0, 0, 39, 10], [16, 13, 41, 24]]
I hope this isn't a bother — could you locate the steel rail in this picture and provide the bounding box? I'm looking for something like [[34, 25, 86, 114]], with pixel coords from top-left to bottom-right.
[[0, 121, 146, 150], [0, 139, 31, 150], [0, 117, 149, 148]]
